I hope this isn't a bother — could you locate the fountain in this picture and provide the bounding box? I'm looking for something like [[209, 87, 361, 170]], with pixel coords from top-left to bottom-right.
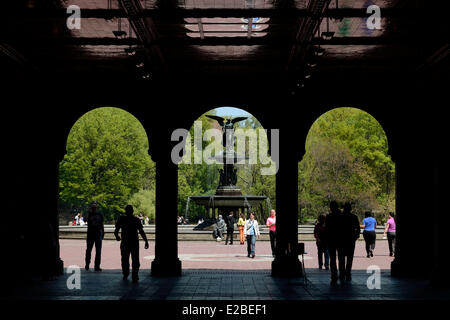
[[189, 115, 268, 227]]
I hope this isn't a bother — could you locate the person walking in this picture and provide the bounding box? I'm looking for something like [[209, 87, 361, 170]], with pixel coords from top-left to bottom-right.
[[266, 209, 277, 257], [361, 211, 377, 258], [237, 213, 246, 245], [314, 213, 329, 270], [325, 201, 360, 284], [340, 203, 360, 281], [383, 212, 396, 257], [244, 212, 260, 258], [325, 201, 341, 284], [114, 205, 149, 282], [216, 215, 225, 241], [84, 201, 104, 271], [225, 211, 236, 245]]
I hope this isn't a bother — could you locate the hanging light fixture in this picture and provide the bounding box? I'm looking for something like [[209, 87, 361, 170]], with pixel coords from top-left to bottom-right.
[[321, 17, 334, 41], [124, 24, 136, 55], [314, 27, 326, 56], [125, 47, 136, 56], [105, 0, 114, 21], [113, 17, 127, 39], [136, 62, 144, 68], [331, 0, 344, 22]]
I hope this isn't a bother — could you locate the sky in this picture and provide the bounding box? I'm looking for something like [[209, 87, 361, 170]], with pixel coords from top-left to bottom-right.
[[213, 107, 252, 118]]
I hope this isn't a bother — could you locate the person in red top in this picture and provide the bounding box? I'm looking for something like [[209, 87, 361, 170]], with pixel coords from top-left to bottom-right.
[[314, 213, 329, 270], [266, 210, 276, 257]]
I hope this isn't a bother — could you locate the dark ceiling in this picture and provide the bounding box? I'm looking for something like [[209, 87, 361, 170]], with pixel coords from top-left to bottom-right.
[[1, 0, 448, 96]]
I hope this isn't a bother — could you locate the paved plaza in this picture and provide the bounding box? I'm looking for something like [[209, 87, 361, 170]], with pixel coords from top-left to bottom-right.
[[4, 239, 449, 301], [60, 239, 394, 270], [5, 268, 450, 301]]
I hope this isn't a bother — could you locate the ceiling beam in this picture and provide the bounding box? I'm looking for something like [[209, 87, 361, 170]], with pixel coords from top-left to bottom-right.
[[287, 0, 331, 72], [5, 36, 428, 47], [6, 8, 425, 19], [118, 0, 166, 73]]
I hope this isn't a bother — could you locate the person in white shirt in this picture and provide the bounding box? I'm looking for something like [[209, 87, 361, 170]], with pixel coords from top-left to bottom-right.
[[244, 212, 260, 258], [74, 213, 81, 225]]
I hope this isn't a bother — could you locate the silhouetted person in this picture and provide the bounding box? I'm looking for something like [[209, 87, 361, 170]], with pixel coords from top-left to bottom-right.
[[114, 205, 149, 282], [266, 209, 277, 257], [340, 203, 360, 281], [216, 215, 225, 241], [85, 201, 104, 271], [314, 213, 329, 270], [325, 201, 342, 284], [225, 211, 236, 245], [244, 212, 260, 258], [384, 212, 396, 256], [361, 211, 377, 258]]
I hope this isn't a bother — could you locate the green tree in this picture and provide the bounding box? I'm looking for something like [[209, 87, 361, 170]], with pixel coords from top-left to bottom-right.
[[299, 107, 395, 222], [59, 107, 155, 222]]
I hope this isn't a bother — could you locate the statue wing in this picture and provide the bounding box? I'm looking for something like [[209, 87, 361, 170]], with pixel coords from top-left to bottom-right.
[[206, 115, 225, 127], [230, 117, 248, 125]]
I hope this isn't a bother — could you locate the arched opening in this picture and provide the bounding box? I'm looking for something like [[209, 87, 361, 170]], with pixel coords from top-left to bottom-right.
[[298, 107, 395, 270], [58, 107, 155, 270], [177, 106, 277, 270]]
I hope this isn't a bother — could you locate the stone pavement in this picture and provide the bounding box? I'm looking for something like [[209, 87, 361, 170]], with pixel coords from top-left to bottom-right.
[[5, 269, 450, 300], [6, 239, 447, 301], [4, 240, 449, 301], [59, 239, 395, 270]]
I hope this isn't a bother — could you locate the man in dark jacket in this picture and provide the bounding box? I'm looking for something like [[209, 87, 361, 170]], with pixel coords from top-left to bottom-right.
[[225, 211, 236, 245], [85, 201, 104, 271], [339, 202, 361, 282], [324, 201, 341, 285], [114, 205, 149, 282]]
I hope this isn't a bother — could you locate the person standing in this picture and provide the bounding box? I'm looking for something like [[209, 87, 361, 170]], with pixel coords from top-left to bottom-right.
[[244, 212, 260, 258], [340, 203, 360, 282], [361, 211, 377, 258], [114, 205, 149, 282], [225, 211, 236, 245], [237, 213, 245, 245], [85, 201, 104, 271], [79, 214, 86, 226], [266, 209, 277, 257], [314, 213, 329, 270], [325, 201, 341, 284], [74, 213, 81, 225], [138, 213, 145, 225], [383, 212, 396, 257], [216, 215, 225, 241]]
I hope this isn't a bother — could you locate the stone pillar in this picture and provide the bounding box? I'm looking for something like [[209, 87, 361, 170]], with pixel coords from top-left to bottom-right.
[[272, 127, 302, 277], [390, 136, 434, 278], [151, 136, 182, 276]]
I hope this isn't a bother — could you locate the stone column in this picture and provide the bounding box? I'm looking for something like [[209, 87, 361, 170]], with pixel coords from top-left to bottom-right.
[[390, 131, 434, 278], [271, 127, 302, 277], [151, 134, 182, 276]]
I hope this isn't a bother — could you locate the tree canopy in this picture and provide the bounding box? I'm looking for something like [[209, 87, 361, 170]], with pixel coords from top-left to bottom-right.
[[59, 107, 155, 222], [299, 107, 395, 223]]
